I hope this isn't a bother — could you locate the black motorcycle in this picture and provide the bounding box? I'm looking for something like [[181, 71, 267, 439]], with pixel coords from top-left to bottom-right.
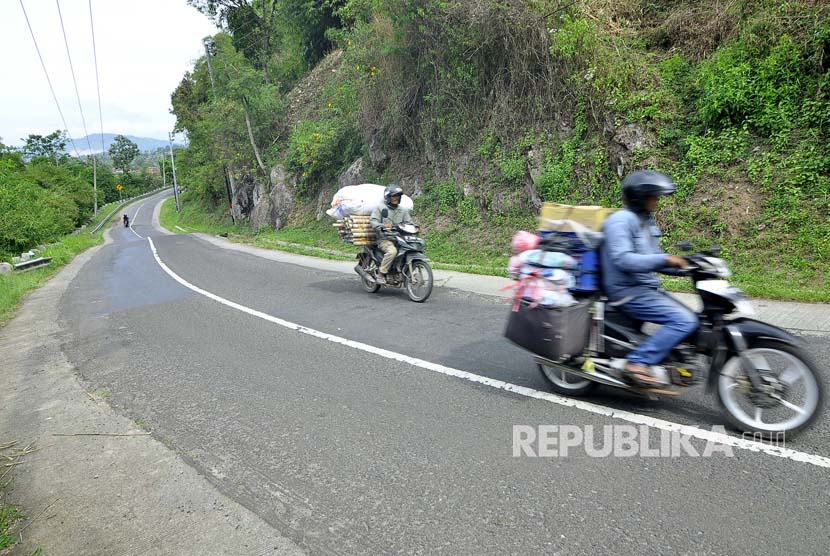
[[354, 223, 434, 302], [123, 214, 130, 228], [534, 247, 824, 437]]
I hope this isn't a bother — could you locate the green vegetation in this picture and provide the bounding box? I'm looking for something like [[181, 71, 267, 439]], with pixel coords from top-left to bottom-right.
[[159, 196, 830, 301], [108, 134, 141, 174], [1, 134, 162, 259], [0, 230, 103, 325], [0, 501, 24, 550], [0, 132, 160, 325], [171, 0, 830, 301]]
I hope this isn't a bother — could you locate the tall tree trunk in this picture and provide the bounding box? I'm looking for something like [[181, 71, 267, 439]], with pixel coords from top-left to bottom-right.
[[242, 95, 267, 175]]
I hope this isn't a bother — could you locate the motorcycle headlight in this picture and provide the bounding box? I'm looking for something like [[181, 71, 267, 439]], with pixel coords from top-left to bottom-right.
[[703, 257, 732, 278]]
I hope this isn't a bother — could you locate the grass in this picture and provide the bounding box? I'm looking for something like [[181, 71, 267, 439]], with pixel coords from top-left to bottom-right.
[[0, 503, 24, 550], [159, 195, 830, 302], [0, 233, 104, 326], [0, 440, 41, 551]]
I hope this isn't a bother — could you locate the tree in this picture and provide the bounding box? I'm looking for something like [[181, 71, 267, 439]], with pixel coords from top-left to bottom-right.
[[22, 130, 68, 164], [109, 135, 140, 174]]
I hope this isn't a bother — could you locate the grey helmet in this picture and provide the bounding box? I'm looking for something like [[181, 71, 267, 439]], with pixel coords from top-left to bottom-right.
[[383, 185, 404, 207], [621, 170, 676, 212]]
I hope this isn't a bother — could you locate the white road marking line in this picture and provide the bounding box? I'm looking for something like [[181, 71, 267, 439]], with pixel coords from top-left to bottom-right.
[[129, 203, 145, 239], [147, 237, 830, 469]]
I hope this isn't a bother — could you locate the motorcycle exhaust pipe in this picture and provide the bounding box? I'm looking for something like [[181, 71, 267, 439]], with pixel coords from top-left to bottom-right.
[[354, 264, 375, 283]]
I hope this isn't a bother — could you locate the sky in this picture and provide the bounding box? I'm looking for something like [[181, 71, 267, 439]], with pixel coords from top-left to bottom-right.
[[1, 0, 218, 149]]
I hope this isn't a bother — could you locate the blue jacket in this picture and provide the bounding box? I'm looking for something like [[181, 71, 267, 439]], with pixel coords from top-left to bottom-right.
[[600, 209, 673, 300]]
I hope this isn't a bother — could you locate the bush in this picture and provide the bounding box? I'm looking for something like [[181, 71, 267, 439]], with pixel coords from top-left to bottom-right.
[[285, 118, 361, 195]]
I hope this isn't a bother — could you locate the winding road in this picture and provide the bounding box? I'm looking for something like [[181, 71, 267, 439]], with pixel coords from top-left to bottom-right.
[[54, 190, 830, 555]]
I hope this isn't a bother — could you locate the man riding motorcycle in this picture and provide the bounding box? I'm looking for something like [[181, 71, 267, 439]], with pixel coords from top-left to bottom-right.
[[370, 185, 412, 285], [600, 170, 697, 386]]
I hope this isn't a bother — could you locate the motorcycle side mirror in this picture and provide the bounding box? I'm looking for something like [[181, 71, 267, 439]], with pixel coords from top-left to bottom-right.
[[381, 208, 388, 218], [677, 241, 693, 253]]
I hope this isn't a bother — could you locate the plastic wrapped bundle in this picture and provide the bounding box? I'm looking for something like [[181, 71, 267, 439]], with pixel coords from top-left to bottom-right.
[[517, 249, 576, 269], [510, 230, 539, 254], [326, 184, 414, 219]]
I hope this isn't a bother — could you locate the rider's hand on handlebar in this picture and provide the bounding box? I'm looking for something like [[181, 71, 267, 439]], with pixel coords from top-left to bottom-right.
[[666, 255, 691, 270], [384, 222, 393, 229]]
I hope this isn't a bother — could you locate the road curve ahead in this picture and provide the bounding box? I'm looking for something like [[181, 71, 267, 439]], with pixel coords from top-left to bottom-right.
[[57, 190, 830, 556]]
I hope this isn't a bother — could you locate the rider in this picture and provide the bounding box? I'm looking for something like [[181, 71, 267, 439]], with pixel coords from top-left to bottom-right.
[[600, 170, 698, 386], [370, 185, 411, 284], [123, 213, 130, 227]]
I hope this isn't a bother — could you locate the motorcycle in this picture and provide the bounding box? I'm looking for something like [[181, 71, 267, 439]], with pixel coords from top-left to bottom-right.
[[354, 222, 434, 303], [534, 246, 824, 437], [123, 214, 130, 228]]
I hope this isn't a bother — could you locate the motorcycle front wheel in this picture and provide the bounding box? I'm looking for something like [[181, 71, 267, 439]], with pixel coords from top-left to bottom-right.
[[717, 340, 824, 438], [405, 260, 433, 302]]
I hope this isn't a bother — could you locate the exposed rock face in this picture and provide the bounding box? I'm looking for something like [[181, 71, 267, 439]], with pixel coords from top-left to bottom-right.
[[524, 149, 543, 210], [337, 158, 366, 189], [606, 119, 655, 177], [233, 173, 256, 219], [237, 166, 295, 231], [250, 177, 272, 232], [315, 188, 329, 221], [269, 164, 294, 230], [368, 136, 389, 171], [399, 176, 423, 199]]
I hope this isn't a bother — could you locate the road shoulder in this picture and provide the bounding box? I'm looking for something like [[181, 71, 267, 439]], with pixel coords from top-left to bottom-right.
[[0, 219, 304, 555]]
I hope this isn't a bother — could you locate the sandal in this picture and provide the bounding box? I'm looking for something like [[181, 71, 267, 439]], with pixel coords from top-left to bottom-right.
[[624, 363, 664, 387]]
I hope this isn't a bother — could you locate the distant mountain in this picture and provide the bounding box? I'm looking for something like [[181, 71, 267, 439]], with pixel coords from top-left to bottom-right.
[[70, 133, 183, 156]]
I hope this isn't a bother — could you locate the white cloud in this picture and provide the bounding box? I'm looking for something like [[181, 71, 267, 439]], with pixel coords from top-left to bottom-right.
[[1, 0, 217, 147]]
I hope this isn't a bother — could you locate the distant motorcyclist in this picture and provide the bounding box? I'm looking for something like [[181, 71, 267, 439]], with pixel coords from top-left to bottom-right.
[[600, 170, 696, 386], [370, 185, 412, 284], [123, 213, 130, 227]]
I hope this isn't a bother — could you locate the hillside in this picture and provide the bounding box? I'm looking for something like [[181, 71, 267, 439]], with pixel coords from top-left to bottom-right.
[[169, 0, 830, 300]]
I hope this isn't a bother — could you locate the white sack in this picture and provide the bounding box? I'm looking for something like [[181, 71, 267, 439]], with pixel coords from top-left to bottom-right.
[[326, 183, 414, 219]]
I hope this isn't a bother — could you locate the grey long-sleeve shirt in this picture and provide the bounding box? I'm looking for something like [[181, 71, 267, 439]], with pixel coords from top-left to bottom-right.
[[599, 208, 673, 300], [370, 204, 411, 240]]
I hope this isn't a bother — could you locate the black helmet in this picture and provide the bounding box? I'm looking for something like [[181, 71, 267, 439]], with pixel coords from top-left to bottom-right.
[[384, 185, 403, 206], [621, 170, 676, 211]]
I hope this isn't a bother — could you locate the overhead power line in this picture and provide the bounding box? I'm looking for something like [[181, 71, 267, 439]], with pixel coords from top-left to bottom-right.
[[89, 0, 106, 156], [55, 0, 94, 155], [88, 0, 105, 215], [18, 0, 81, 158]]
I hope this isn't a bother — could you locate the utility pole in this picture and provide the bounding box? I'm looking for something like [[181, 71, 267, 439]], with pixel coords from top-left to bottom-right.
[[92, 154, 98, 216], [204, 38, 237, 224], [168, 132, 180, 212]]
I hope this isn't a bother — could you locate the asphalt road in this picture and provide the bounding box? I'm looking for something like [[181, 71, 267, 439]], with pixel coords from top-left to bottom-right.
[[57, 191, 830, 555]]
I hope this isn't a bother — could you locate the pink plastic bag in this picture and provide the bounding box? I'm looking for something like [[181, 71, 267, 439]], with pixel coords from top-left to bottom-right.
[[511, 231, 539, 254]]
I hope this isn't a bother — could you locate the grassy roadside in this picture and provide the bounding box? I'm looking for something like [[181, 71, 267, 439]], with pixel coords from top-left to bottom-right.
[[0, 234, 103, 326], [159, 195, 829, 302], [0, 441, 39, 551], [159, 194, 509, 276]]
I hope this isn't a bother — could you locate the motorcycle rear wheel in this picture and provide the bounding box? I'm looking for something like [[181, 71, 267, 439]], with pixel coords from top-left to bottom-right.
[[360, 261, 380, 293], [538, 363, 598, 396]]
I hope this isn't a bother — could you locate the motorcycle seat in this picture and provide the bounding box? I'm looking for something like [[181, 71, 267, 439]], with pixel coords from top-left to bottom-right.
[[605, 305, 644, 333]]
